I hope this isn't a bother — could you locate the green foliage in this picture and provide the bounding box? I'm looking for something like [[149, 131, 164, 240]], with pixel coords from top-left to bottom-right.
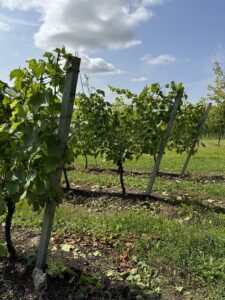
[[71, 82, 190, 169], [47, 259, 74, 279], [206, 62, 225, 141], [69, 81, 189, 193], [169, 101, 206, 154], [0, 240, 7, 256], [114, 256, 161, 295], [132, 82, 186, 157], [0, 48, 74, 222], [0, 82, 24, 216], [70, 89, 111, 160], [103, 88, 138, 165], [208, 62, 225, 104]]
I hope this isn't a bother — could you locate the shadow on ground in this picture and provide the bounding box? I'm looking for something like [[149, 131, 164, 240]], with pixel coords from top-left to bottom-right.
[[64, 187, 225, 215], [0, 256, 159, 300]]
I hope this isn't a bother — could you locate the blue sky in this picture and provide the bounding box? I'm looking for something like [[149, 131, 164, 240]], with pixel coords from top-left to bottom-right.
[[0, 0, 225, 102]]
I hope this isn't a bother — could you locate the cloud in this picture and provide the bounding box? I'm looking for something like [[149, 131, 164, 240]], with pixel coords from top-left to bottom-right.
[[131, 76, 148, 82], [0, 1, 169, 76], [0, 13, 39, 28], [141, 54, 176, 65], [0, 0, 167, 52], [0, 20, 10, 31], [0, 0, 42, 11], [80, 55, 121, 75], [141, 0, 169, 5]]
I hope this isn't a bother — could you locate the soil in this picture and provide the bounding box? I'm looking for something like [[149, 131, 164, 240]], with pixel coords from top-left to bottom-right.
[[0, 178, 221, 300], [0, 226, 161, 300]]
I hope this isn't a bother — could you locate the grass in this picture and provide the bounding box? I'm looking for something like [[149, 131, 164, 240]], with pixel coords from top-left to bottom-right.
[[67, 169, 225, 201], [73, 139, 225, 175], [67, 138, 225, 205], [3, 199, 225, 299], [1, 139, 225, 299]]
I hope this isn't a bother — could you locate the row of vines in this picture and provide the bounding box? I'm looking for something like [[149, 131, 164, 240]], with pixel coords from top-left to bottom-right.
[[69, 82, 207, 193], [0, 48, 208, 288]]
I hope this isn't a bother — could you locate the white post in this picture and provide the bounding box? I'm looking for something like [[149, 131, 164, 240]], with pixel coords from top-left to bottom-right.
[[180, 103, 212, 176], [33, 57, 80, 286], [146, 89, 183, 195]]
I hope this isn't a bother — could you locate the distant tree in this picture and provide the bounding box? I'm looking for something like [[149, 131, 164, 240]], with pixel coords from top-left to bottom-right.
[[207, 62, 225, 145]]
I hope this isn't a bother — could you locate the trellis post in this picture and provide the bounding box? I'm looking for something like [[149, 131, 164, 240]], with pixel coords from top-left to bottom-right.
[[180, 103, 212, 176], [33, 56, 81, 290], [146, 89, 183, 195]]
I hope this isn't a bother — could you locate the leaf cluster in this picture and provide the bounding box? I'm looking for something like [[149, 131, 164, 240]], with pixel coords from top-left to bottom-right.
[[69, 82, 192, 167], [0, 48, 72, 214]]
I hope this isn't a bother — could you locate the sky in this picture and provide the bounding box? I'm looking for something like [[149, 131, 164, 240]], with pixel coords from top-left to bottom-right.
[[0, 0, 225, 102]]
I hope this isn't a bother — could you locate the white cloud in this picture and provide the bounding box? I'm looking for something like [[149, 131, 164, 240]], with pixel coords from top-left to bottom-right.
[[0, 0, 169, 75], [131, 76, 148, 82], [141, 54, 176, 65], [0, 13, 39, 28], [0, 20, 10, 31], [0, 0, 42, 11], [141, 0, 169, 5], [0, 0, 167, 52], [80, 55, 121, 75]]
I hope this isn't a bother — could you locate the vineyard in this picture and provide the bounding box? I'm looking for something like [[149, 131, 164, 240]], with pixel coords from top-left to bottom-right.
[[1, 49, 225, 299]]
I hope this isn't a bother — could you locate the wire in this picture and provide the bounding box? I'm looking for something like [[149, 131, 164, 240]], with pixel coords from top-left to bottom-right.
[[79, 72, 85, 94]]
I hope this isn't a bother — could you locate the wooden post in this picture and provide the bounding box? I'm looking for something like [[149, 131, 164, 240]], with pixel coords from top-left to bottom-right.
[[34, 56, 80, 272], [146, 89, 183, 195], [180, 103, 212, 176]]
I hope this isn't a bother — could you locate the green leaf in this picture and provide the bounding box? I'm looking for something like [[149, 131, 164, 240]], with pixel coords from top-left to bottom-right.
[[3, 97, 10, 106], [29, 92, 47, 114], [10, 120, 24, 131], [10, 100, 18, 109], [96, 89, 105, 96], [45, 136, 61, 157], [5, 181, 19, 196], [177, 82, 183, 91], [43, 52, 53, 59], [35, 177, 47, 195], [28, 59, 45, 78], [10, 69, 24, 81], [0, 81, 6, 89]]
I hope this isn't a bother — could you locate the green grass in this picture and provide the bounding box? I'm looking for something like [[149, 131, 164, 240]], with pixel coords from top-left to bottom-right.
[[66, 168, 225, 206], [73, 139, 225, 175], [4, 199, 225, 299], [64, 140, 225, 211], [1, 139, 225, 298]]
